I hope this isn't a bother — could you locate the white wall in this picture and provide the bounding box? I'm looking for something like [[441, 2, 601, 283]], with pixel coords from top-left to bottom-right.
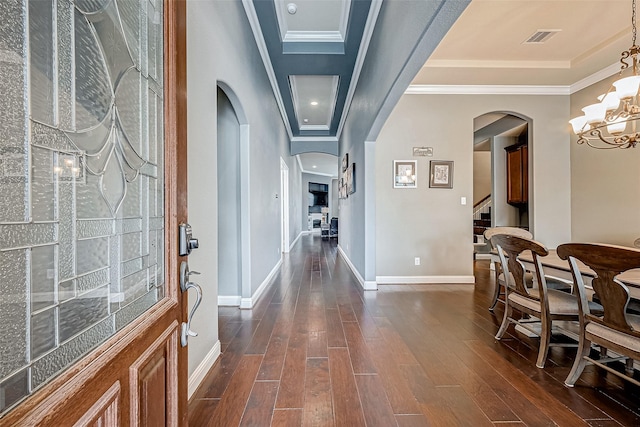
[[375, 93, 571, 278], [570, 76, 640, 246], [186, 0, 301, 379]]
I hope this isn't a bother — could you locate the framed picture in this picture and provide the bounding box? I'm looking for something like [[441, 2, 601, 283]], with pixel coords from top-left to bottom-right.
[[346, 163, 356, 195], [393, 160, 417, 188], [429, 160, 454, 188], [342, 153, 349, 172]]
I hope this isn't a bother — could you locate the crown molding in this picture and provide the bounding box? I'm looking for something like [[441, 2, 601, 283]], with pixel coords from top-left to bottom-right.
[[283, 30, 344, 43], [569, 62, 619, 94], [242, 0, 293, 139], [291, 136, 339, 143], [405, 84, 570, 96], [425, 59, 570, 69]]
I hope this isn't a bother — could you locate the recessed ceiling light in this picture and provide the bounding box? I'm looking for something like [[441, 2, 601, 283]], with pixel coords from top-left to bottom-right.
[[310, 101, 318, 106], [303, 118, 309, 123], [287, 3, 297, 14], [312, 165, 317, 168]]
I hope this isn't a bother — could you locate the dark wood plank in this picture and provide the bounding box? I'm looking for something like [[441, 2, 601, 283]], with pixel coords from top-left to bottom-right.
[[466, 339, 590, 426], [366, 337, 421, 415], [342, 322, 377, 374], [245, 305, 282, 355], [207, 354, 263, 427], [325, 308, 346, 347], [188, 398, 219, 426], [272, 409, 303, 427], [302, 358, 333, 426], [239, 381, 279, 427], [328, 348, 366, 426], [275, 332, 308, 408], [395, 414, 431, 427], [354, 374, 397, 427], [307, 330, 328, 358], [257, 319, 292, 381]]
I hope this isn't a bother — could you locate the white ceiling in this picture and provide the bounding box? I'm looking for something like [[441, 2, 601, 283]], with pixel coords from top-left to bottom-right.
[[297, 152, 339, 178], [415, 0, 632, 87]]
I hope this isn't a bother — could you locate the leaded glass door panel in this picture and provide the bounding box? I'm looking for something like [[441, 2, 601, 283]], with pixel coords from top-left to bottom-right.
[[0, 0, 188, 425]]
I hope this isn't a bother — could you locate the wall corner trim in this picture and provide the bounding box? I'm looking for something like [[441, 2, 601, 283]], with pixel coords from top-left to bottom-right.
[[188, 340, 221, 399], [240, 258, 283, 309], [375, 276, 476, 284], [338, 245, 378, 290]]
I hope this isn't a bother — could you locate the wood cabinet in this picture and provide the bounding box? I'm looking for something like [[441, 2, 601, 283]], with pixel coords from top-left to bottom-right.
[[505, 144, 528, 205]]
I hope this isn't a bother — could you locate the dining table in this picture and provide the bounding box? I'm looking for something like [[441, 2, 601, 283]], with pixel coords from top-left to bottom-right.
[[517, 248, 640, 296]]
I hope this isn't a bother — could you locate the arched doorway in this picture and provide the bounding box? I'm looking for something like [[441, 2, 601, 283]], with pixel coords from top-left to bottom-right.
[[473, 112, 533, 255], [216, 84, 251, 307]]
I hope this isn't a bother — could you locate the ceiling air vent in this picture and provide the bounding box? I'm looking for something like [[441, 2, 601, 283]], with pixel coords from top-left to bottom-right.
[[523, 30, 560, 44]]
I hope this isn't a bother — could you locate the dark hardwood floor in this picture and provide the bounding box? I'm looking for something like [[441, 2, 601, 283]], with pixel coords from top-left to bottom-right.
[[189, 234, 640, 426]]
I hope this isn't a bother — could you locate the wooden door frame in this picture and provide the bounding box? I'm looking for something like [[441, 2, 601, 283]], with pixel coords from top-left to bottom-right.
[[0, 0, 189, 425]]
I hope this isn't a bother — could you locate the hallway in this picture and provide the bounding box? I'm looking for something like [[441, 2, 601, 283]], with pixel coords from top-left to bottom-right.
[[188, 234, 640, 426]]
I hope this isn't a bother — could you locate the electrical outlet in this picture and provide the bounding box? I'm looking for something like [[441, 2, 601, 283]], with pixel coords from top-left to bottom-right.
[[415, 257, 420, 266], [461, 197, 467, 205]]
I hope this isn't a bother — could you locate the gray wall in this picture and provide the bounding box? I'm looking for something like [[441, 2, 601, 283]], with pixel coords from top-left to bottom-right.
[[186, 0, 302, 378], [473, 151, 491, 205], [570, 76, 640, 246], [375, 93, 571, 278], [338, 0, 470, 283], [492, 136, 520, 227], [217, 88, 241, 297]]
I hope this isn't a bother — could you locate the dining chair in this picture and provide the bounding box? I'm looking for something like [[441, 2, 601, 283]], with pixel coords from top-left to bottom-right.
[[485, 227, 533, 311], [485, 227, 572, 312], [492, 234, 602, 368], [557, 243, 640, 387]]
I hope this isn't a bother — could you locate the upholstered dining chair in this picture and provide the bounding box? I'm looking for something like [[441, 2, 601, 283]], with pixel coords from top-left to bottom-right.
[[557, 243, 640, 387], [485, 227, 571, 312], [492, 234, 602, 368], [485, 227, 533, 311]]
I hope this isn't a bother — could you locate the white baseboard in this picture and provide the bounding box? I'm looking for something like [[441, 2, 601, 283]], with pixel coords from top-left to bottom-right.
[[218, 295, 241, 306], [375, 275, 475, 284], [240, 258, 283, 309], [290, 231, 303, 250], [337, 245, 377, 291], [188, 340, 221, 399]]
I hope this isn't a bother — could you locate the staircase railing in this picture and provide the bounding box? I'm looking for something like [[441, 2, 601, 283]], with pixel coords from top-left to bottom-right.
[[473, 195, 491, 221]]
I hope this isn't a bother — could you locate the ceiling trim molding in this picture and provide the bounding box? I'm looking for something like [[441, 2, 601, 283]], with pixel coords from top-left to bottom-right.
[[300, 125, 330, 131], [336, 0, 383, 138], [291, 136, 339, 143], [569, 62, 619, 94], [295, 154, 304, 171], [339, 0, 351, 40], [405, 84, 570, 96], [283, 30, 344, 43], [424, 59, 571, 69], [242, 0, 293, 139], [302, 170, 337, 178], [327, 75, 340, 127]]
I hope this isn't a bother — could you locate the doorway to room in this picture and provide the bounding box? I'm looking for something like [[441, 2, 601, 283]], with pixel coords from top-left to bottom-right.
[[473, 112, 532, 257]]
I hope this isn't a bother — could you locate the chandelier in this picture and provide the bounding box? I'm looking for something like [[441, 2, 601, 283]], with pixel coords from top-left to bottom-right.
[[570, 0, 640, 149]]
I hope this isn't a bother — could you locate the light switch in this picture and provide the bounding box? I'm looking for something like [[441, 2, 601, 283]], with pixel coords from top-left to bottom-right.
[[461, 197, 467, 205]]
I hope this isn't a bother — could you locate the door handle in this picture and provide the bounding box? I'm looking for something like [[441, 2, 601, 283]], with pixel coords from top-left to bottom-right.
[[180, 261, 202, 347]]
